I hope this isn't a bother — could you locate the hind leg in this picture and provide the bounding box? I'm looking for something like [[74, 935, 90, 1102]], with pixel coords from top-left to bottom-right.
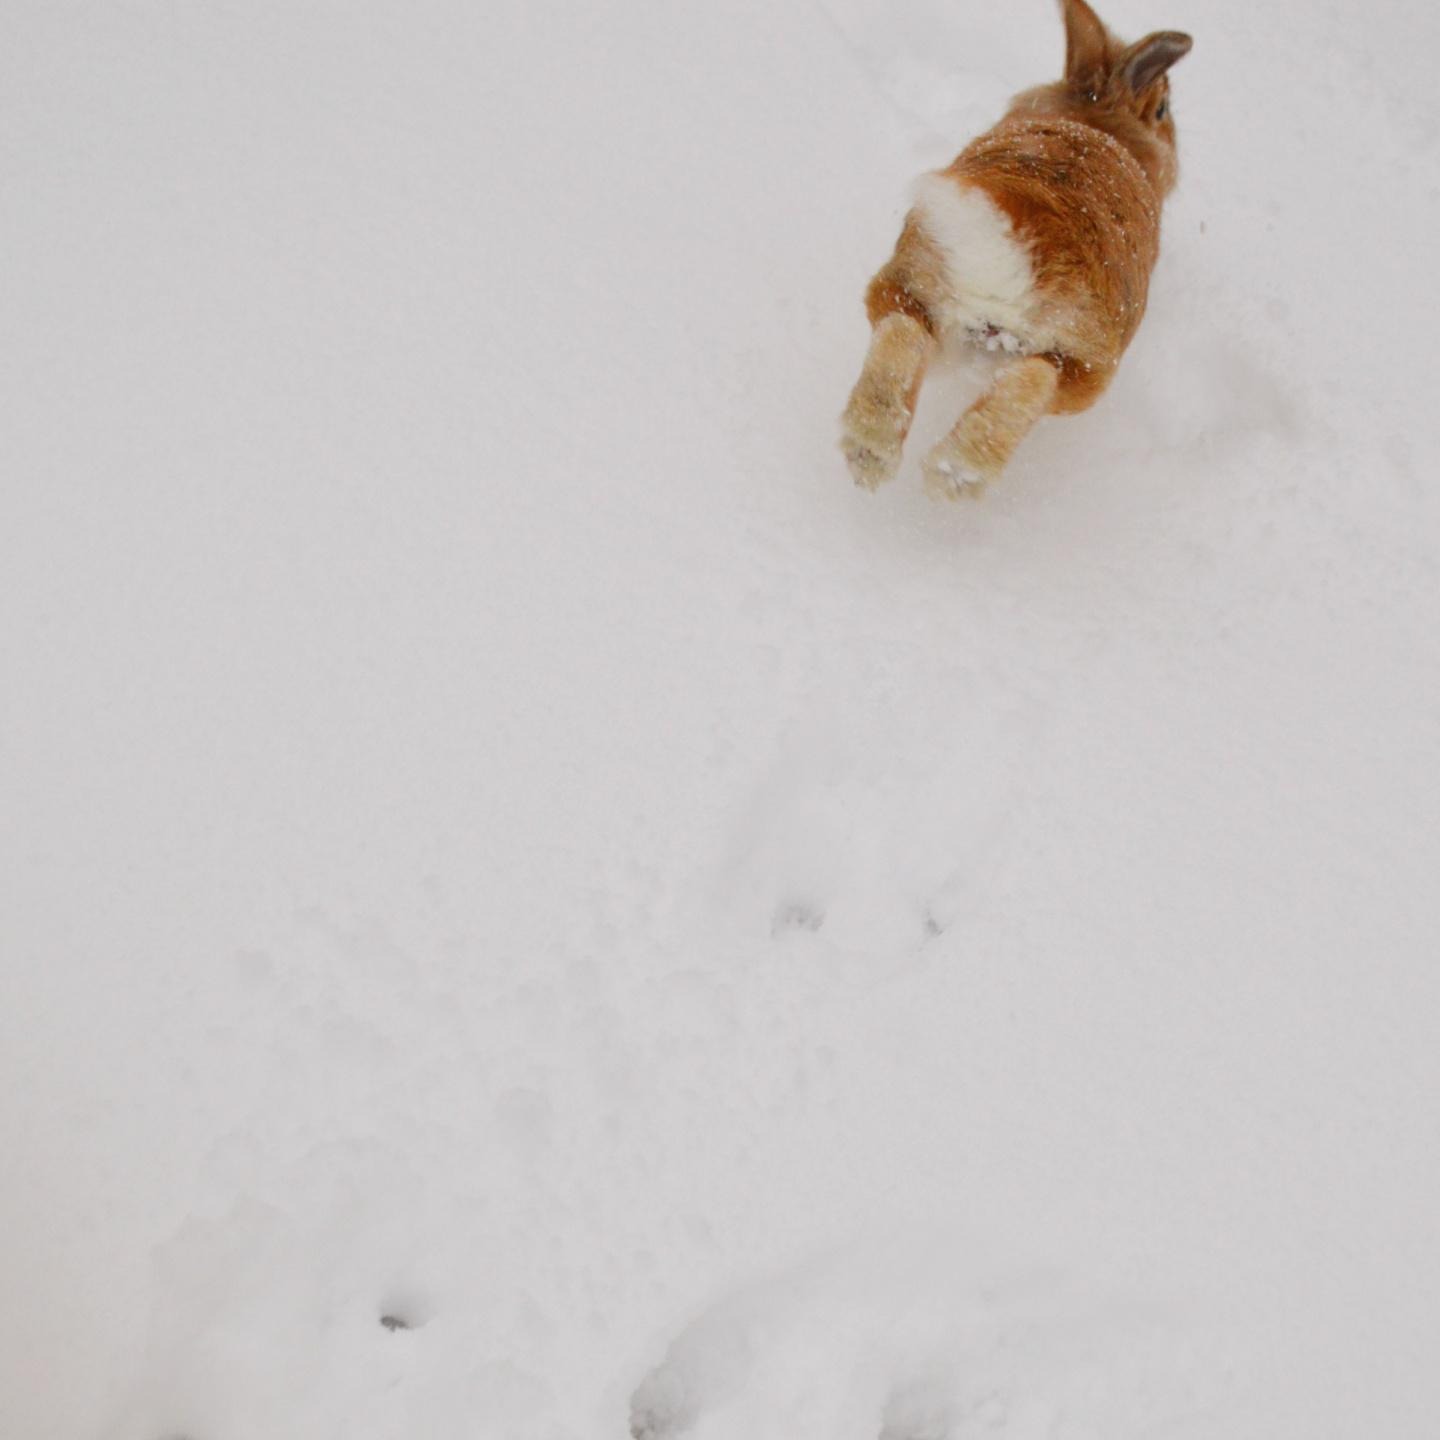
[[840, 309, 936, 491], [922, 354, 1061, 498]]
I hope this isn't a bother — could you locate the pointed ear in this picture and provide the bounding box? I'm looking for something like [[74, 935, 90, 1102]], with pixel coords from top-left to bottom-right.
[[1060, 0, 1111, 81], [1120, 30, 1193, 94]]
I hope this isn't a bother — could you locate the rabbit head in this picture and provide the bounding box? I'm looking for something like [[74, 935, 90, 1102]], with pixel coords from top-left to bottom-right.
[[1011, 0, 1193, 195]]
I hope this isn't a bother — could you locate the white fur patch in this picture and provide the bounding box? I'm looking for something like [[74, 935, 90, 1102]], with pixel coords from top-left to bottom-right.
[[910, 173, 1038, 347]]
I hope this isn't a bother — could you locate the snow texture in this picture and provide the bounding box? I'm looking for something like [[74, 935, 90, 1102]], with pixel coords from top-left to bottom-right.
[[3, 1, 1440, 1437]]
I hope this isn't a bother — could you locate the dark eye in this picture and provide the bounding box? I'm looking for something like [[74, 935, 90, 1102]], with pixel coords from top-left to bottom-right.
[[1155, 98, 1169, 121]]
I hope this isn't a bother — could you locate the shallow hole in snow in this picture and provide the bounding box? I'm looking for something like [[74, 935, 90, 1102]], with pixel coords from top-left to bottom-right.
[[771, 900, 825, 937], [378, 1289, 432, 1332]]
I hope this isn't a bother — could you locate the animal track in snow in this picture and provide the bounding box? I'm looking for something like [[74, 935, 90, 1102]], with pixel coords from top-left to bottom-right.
[[629, 1242, 1227, 1440], [771, 900, 826, 937]]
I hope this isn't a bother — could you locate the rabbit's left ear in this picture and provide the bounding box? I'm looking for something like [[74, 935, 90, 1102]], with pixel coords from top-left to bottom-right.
[[1061, 0, 1111, 81], [1119, 31, 1193, 93]]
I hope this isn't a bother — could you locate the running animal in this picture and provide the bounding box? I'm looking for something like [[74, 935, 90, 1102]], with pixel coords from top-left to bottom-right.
[[840, 0, 1193, 496]]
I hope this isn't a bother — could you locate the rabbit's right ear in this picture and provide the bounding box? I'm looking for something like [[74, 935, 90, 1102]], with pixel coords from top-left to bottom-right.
[[1119, 31, 1193, 94], [1060, 0, 1110, 81]]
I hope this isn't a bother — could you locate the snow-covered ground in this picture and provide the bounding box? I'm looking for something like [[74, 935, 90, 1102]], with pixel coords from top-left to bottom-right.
[[4, 1, 1439, 1435]]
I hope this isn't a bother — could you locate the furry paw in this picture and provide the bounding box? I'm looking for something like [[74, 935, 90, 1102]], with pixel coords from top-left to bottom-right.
[[842, 435, 901, 491], [840, 398, 909, 491], [922, 438, 991, 500]]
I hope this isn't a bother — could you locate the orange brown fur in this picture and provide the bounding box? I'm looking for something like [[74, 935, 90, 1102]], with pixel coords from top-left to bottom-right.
[[841, 0, 1193, 495]]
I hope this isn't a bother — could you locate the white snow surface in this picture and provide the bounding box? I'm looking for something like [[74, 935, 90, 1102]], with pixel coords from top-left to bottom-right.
[[4, 2, 1440, 1437]]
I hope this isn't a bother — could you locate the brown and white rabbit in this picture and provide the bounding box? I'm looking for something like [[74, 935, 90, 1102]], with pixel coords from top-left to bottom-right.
[[840, 0, 1192, 496]]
